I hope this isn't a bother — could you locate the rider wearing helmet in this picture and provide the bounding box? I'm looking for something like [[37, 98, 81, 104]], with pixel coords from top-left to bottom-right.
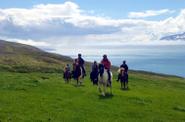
[[120, 60, 128, 73], [77, 53, 86, 76], [90, 61, 99, 84], [65, 64, 70, 72], [72, 59, 78, 79], [117, 60, 128, 81], [101, 54, 111, 81]]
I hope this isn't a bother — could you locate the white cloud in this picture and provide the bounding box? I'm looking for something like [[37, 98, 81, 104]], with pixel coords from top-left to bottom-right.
[[16, 39, 50, 47], [0, 2, 185, 56], [1, 37, 50, 47], [128, 9, 175, 18]]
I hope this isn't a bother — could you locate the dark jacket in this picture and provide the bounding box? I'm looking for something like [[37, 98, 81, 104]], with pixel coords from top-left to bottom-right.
[[120, 64, 128, 73], [78, 57, 85, 66], [91, 64, 98, 72]]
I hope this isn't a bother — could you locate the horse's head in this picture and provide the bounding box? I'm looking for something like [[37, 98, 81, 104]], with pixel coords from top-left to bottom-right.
[[119, 68, 125, 76], [98, 64, 104, 77]]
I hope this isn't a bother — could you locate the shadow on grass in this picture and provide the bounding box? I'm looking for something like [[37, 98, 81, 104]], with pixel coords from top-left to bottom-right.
[[99, 93, 114, 99], [120, 87, 130, 91], [72, 84, 85, 87], [40, 76, 50, 80], [173, 106, 185, 112]]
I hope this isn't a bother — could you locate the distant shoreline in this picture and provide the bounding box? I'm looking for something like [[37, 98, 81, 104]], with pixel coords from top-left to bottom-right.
[[69, 55, 185, 79]]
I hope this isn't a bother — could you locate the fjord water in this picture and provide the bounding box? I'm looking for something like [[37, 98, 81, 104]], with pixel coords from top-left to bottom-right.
[[72, 45, 185, 77]]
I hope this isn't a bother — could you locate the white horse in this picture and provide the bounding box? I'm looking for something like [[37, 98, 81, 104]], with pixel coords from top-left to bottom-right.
[[98, 69, 113, 96]]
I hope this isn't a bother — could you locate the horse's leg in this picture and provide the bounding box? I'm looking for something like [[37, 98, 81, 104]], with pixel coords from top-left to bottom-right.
[[67, 75, 70, 83], [103, 82, 106, 96], [80, 76, 83, 84], [76, 78, 79, 86], [68, 73, 71, 83], [110, 81, 112, 94], [99, 79, 104, 96], [80, 78, 83, 85], [102, 84, 105, 96], [98, 82, 100, 92], [65, 78, 68, 83], [98, 81, 102, 93]]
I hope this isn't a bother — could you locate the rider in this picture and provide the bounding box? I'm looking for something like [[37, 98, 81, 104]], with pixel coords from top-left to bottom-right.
[[77, 53, 86, 76], [63, 64, 71, 78], [101, 54, 111, 81], [117, 60, 128, 81], [65, 64, 70, 72], [72, 59, 78, 79], [90, 61, 99, 81], [91, 61, 98, 73]]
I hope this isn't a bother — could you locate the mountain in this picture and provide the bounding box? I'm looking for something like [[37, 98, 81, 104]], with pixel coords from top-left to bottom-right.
[[0, 40, 73, 72], [160, 32, 185, 41]]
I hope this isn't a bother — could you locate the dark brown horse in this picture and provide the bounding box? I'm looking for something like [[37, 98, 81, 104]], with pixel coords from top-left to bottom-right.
[[72, 64, 84, 86], [118, 68, 128, 89], [63, 70, 71, 83]]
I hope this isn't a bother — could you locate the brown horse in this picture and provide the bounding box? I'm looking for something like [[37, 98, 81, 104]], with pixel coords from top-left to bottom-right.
[[63, 70, 71, 83], [72, 65, 84, 86], [118, 68, 128, 89]]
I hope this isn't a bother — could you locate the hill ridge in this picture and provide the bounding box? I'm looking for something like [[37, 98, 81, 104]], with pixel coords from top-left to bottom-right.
[[0, 39, 72, 72]]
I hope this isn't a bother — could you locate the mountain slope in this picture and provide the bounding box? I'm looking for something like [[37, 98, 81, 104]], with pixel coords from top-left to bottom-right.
[[0, 40, 72, 72], [160, 32, 185, 41]]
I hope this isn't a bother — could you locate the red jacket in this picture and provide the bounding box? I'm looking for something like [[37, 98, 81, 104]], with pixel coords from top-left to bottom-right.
[[101, 59, 111, 69]]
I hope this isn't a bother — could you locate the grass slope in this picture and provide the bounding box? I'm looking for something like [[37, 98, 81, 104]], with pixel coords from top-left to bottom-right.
[[0, 40, 72, 73], [0, 71, 185, 122]]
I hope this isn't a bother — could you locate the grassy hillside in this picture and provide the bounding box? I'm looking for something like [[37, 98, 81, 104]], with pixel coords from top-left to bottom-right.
[[0, 40, 185, 121], [0, 40, 72, 73], [0, 72, 185, 122]]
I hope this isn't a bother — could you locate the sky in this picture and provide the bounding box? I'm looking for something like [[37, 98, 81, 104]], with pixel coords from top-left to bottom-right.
[[0, 0, 185, 55], [0, 0, 185, 19]]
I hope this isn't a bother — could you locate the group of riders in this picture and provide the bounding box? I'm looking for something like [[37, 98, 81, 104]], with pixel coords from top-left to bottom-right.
[[63, 54, 86, 81], [63, 53, 129, 90]]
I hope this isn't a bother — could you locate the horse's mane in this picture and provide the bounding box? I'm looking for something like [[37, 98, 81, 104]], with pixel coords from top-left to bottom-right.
[[98, 64, 104, 77]]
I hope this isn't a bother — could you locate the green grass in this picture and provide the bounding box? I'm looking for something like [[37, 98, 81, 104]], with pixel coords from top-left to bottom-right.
[[0, 71, 185, 122]]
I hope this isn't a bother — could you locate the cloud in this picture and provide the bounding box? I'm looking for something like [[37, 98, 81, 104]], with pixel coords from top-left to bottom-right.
[[0, 2, 185, 55], [128, 9, 175, 18], [1, 37, 50, 47], [16, 39, 50, 47], [0, 2, 123, 39]]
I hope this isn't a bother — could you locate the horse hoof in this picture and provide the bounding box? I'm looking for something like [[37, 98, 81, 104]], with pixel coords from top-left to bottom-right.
[[98, 88, 101, 93], [102, 93, 105, 96]]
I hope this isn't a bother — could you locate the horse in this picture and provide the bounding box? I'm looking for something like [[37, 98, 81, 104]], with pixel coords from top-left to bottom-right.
[[118, 68, 128, 89], [63, 70, 71, 83], [90, 70, 98, 85], [72, 65, 84, 86], [98, 64, 113, 96]]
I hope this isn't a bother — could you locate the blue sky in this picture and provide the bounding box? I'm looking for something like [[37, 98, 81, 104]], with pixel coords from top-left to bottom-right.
[[1, 0, 184, 19], [0, 0, 185, 55]]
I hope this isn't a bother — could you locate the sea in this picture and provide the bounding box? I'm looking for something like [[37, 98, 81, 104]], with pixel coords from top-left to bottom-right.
[[70, 45, 185, 78]]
